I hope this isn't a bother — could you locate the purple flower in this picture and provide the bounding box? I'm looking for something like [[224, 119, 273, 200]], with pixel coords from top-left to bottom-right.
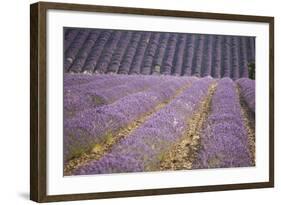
[[236, 78, 255, 113], [73, 77, 212, 175], [64, 75, 194, 162], [193, 78, 251, 169]]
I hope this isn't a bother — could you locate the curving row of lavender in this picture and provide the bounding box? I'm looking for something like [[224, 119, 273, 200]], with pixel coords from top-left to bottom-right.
[[236, 78, 255, 113], [64, 73, 129, 87], [64, 75, 195, 162], [64, 28, 255, 79], [193, 78, 251, 169], [64, 74, 165, 118], [73, 77, 213, 175]]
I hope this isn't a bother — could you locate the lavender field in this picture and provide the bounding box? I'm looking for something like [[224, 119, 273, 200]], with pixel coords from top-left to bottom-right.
[[63, 28, 255, 176]]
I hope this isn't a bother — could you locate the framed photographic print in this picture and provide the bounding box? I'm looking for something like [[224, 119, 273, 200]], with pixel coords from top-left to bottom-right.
[[30, 1, 274, 202]]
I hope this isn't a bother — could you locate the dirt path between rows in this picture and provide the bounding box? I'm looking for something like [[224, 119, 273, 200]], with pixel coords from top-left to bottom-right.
[[159, 82, 217, 170], [237, 86, 256, 166], [64, 81, 194, 175]]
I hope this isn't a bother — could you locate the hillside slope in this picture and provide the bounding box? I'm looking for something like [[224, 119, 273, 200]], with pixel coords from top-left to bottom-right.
[[64, 28, 255, 79], [63, 74, 255, 175]]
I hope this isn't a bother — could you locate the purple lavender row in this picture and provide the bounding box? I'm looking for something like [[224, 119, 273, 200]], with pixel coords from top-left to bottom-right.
[[64, 74, 158, 93], [202, 35, 213, 77], [239, 37, 249, 78], [162, 34, 178, 75], [73, 77, 212, 175], [69, 30, 101, 72], [182, 34, 195, 76], [83, 31, 112, 72], [64, 76, 194, 162], [64, 75, 165, 116], [64, 74, 135, 91], [192, 35, 205, 77], [95, 31, 123, 74], [64, 29, 90, 71], [222, 36, 231, 77], [247, 37, 255, 63], [130, 32, 152, 74], [64, 29, 255, 78], [231, 36, 240, 80], [118, 32, 142, 74], [212, 35, 222, 78], [172, 34, 187, 76], [64, 29, 79, 52], [64, 28, 73, 38], [151, 33, 170, 74], [141, 33, 161, 75], [194, 78, 251, 169], [64, 75, 149, 117], [236, 78, 255, 113], [64, 73, 126, 87], [107, 32, 133, 73]]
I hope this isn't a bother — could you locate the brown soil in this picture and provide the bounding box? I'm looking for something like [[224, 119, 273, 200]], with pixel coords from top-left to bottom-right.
[[236, 86, 256, 166], [64, 81, 193, 175], [159, 82, 217, 171]]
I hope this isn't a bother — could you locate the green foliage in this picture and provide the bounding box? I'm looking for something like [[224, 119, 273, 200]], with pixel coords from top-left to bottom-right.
[[90, 95, 105, 106], [248, 63, 255, 80]]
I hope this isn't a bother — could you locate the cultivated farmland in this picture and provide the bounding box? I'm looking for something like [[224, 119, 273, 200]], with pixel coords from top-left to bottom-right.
[[63, 28, 255, 176]]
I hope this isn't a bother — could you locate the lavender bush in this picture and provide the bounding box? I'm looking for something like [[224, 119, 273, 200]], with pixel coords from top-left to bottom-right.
[[141, 33, 160, 75], [64, 75, 164, 116], [129, 32, 152, 74], [239, 37, 249, 78], [69, 31, 101, 73], [202, 35, 213, 77], [64, 29, 79, 52], [64, 73, 123, 87], [231, 36, 240, 80], [193, 78, 251, 169], [162, 34, 178, 75], [118, 32, 142, 74], [247, 37, 256, 63], [64, 29, 90, 71], [212, 36, 222, 78], [222, 36, 231, 77], [236, 78, 255, 113], [151, 33, 170, 74], [82, 31, 112, 72], [94, 31, 122, 74], [172, 34, 187, 76], [63, 28, 255, 79], [182, 34, 195, 76], [107, 32, 133, 73], [73, 77, 212, 175], [64, 75, 194, 162], [192, 35, 205, 77]]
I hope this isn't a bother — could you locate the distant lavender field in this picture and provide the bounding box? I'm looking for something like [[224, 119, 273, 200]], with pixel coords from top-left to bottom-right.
[[64, 28, 255, 79], [63, 28, 256, 176]]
